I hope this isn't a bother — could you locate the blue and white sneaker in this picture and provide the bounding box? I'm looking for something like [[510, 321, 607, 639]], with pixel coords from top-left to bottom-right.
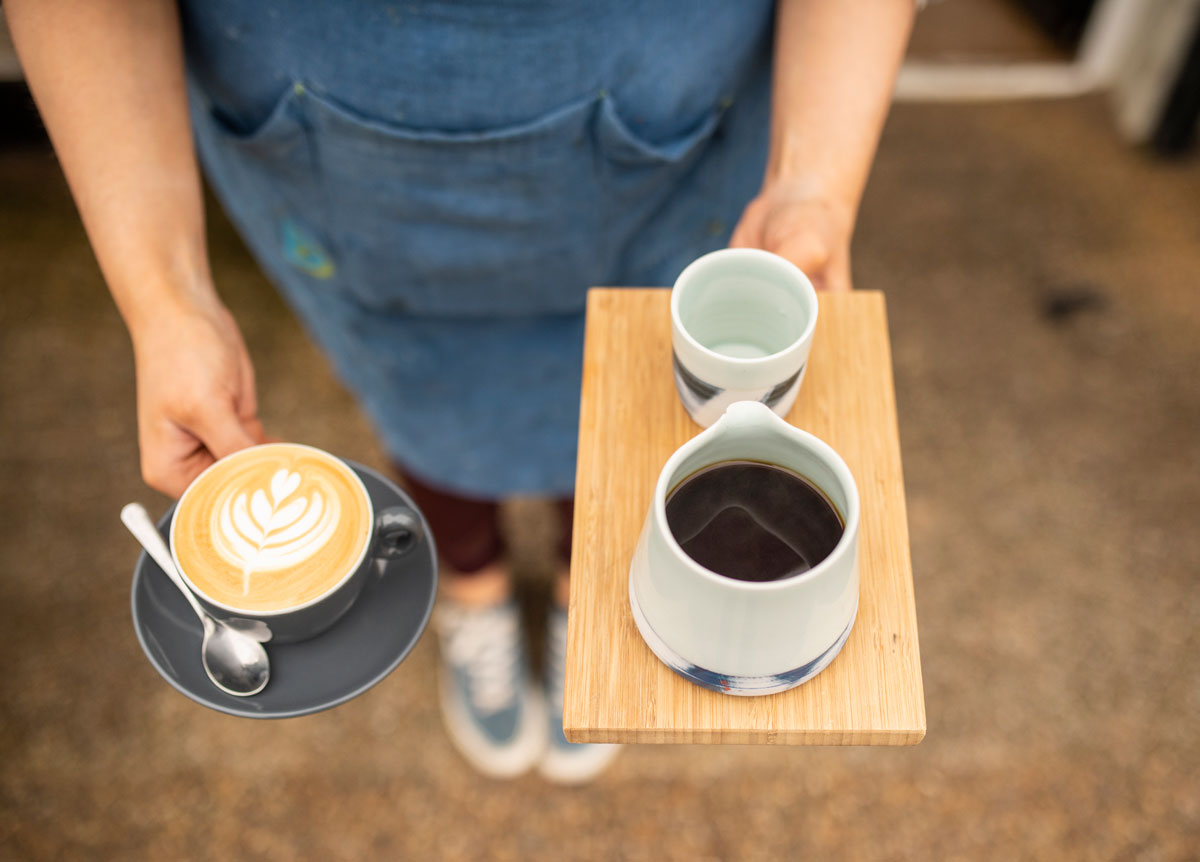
[[538, 604, 622, 785], [435, 599, 545, 779]]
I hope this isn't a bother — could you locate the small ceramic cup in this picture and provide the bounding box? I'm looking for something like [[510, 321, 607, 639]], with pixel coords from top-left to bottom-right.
[[671, 248, 819, 428], [629, 401, 860, 695]]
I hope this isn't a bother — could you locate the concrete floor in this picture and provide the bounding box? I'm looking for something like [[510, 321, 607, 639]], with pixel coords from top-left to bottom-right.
[[2, 28, 1200, 862]]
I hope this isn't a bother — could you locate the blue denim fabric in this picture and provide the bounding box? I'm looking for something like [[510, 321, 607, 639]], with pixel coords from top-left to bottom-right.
[[182, 0, 773, 497]]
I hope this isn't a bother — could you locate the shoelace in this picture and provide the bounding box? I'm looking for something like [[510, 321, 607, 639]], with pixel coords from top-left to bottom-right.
[[546, 609, 568, 713], [441, 606, 521, 715]]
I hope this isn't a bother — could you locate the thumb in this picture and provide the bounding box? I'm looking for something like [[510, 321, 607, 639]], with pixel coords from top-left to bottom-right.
[[728, 199, 766, 249], [771, 232, 830, 278], [191, 395, 259, 460]]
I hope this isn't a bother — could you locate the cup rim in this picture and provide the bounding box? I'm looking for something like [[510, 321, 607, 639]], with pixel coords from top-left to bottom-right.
[[651, 409, 860, 592], [670, 248, 819, 367], [169, 442, 376, 617]]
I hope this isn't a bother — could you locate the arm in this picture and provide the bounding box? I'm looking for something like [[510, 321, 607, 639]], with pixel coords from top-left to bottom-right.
[[8, 0, 264, 496], [730, 0, 915, 291]]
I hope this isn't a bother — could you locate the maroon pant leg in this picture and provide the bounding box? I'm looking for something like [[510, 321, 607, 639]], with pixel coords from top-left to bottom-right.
[[396, 465, 576, 574], [396, 467, 504, 574]]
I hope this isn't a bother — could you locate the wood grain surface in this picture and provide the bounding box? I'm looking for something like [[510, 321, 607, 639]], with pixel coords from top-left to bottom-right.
[[563, 289, 925, 745]]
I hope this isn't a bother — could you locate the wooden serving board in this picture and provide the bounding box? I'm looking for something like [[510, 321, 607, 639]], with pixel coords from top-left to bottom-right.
[[563, 289, 925, 745]]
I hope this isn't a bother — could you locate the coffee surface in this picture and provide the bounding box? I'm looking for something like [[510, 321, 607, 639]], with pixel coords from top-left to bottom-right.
[[172, 444, 372, 612], [665, 460, 843, 582]]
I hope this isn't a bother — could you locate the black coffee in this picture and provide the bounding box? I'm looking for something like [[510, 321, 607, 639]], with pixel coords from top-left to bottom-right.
[[665, 460, 844, 582]]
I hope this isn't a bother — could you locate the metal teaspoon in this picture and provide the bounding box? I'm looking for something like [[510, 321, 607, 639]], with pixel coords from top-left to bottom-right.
[[121, 503, 270, 697]]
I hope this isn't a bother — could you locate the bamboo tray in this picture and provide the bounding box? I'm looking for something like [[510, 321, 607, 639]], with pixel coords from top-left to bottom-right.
[[563, 288, 925, 745]]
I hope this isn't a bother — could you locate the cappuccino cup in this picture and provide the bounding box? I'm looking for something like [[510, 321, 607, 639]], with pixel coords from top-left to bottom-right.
[[629, 401, 860, 695], [671, 248, 818, 428], [170, 442, 423, 643]]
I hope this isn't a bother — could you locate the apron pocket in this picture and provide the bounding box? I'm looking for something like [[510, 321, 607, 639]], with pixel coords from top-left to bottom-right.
[[592, 94, 731, 275], [200, 83, 731, 316], [596, 94, 725, 167], [300, 88, 605, 317], [195, 83, 336, 286]]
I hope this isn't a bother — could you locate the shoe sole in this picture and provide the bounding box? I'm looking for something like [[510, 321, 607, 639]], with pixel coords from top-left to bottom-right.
[[537, 741, 623, 786], [438, 670, 547, 780]]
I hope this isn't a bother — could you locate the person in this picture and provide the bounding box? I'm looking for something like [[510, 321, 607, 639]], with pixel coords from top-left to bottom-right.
[[9, 0, 915, 782]]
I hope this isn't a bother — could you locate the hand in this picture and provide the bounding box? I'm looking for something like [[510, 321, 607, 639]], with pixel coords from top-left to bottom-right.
[[130, 296, 265, 498], [729, 182, 854, 293]]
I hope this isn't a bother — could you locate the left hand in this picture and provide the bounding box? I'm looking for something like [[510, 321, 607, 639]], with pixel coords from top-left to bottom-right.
[[729, 181, 854, 292]]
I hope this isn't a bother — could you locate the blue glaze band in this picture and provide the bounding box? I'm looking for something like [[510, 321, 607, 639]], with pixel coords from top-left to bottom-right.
[[629, 577, 856, 696]]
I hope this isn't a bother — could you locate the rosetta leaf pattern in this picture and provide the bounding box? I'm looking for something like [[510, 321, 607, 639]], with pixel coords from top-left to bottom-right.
[[216, 468, 337, 596]]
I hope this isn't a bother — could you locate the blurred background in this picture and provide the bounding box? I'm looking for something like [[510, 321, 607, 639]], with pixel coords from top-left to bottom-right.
[[2, 0, 1198, 858]]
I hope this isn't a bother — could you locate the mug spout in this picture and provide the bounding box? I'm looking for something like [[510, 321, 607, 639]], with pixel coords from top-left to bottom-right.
[[713, 400, 783, 431]]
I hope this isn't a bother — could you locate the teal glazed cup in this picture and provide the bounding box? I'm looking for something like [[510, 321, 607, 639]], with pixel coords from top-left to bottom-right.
[[671, 248, 818, 428]]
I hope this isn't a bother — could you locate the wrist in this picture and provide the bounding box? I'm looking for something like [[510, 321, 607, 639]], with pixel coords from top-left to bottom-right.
[[755, 176, 856, 238], [119, 265, 222, 340], [762, 175, 855, 222], [763, 128, 862, 215], [125, 276, 226, 355], [101, 225, 216, 326]]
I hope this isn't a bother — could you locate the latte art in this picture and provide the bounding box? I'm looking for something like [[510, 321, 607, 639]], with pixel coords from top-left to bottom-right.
[[216, 468, 340, 595], [172, 444, 372, 612]]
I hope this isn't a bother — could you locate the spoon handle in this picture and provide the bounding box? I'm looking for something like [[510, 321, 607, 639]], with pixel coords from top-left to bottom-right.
[[120, 503, 209, 624]]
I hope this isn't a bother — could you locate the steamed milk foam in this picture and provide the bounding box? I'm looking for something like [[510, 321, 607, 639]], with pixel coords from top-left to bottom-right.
[[172, 444, 372, 612]]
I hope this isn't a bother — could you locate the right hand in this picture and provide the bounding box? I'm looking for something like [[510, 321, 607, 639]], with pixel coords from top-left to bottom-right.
[[131, 297, 265, 498]]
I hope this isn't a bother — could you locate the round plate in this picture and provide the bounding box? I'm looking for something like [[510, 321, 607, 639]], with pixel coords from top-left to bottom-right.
[[130, 461, 437, 718]]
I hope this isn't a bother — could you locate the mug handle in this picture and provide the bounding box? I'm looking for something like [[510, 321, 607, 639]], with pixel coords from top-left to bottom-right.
[[373, 505, 424, 561]]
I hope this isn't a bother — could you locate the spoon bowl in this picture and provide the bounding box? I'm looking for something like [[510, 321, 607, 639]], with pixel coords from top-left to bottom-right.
[[121, 503, 270, 697], [201, 617, 270, 696]]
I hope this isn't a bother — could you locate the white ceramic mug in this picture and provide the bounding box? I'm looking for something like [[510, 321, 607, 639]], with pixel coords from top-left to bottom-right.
[[671, 248, 818, 428], [629, 401, 860, 695]]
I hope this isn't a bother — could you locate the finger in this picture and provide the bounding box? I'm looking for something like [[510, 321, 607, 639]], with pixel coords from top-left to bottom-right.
[[728, 222, 754, 249], [141, 458, 196, 499], [824, 259, 853, 293], [727, 222, 750, 249], [772, 233, 830, 282], [233, 347, 266, 444], [174, 447, 219, 493], [191, 394, 258, 460], [242, 417, 268, 445], [140, 429, 215, 498], [727, 200, 764, 249], [235, 340, 259, 422]]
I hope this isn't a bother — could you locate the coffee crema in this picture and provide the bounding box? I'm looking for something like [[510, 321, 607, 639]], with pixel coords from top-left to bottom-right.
[[665, 459, 844, 582], [172, 443, 372, 612]]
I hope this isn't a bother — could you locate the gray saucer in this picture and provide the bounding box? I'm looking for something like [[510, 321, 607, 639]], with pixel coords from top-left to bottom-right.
[[130, 461, 437, 719]]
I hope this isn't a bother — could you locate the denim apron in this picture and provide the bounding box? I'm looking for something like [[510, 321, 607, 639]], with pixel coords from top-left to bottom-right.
[[180, 0, 774, 498]]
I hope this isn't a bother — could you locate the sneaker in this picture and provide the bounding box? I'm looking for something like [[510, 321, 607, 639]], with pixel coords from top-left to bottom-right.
[[435, 598, 545, 779], [538, 604, 622, 785]]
